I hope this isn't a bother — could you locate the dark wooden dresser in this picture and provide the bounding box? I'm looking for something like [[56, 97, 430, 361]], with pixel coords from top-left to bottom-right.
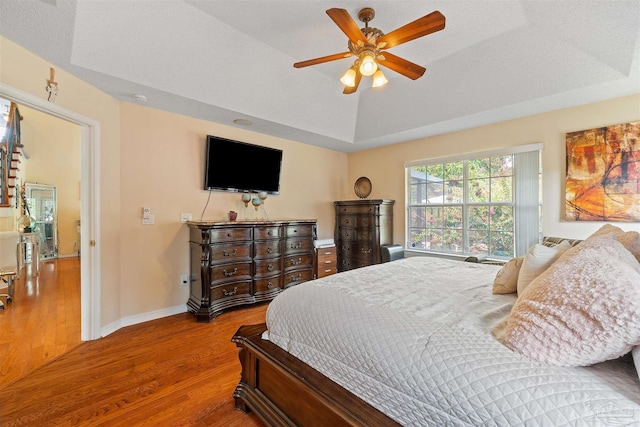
[[187, 219, 316, 322], [334, 200, 394, 272]]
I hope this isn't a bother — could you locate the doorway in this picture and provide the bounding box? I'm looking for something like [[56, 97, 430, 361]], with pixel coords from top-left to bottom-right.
[[0, 82, 101, 341]]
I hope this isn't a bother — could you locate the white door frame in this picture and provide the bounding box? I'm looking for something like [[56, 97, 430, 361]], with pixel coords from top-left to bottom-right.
[[0, 82, 101, 340]]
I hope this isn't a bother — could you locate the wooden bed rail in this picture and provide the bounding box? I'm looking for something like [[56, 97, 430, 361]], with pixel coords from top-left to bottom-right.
[[232, 324, 401, 427]]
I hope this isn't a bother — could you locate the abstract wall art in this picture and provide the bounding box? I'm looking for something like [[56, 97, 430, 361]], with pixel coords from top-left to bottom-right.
[[565, 120, 640, 221]]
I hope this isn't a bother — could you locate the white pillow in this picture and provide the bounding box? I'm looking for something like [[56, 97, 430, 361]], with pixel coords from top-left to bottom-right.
[[505, 234, 640, 367], [589, 223, 640, 263], [492, 256, 524, 295], [516, 240, 571, 296], [633, 346, 640, 381]]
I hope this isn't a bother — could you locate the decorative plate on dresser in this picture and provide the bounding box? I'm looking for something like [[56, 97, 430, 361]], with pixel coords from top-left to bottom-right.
[[354, 176, 372, 199]]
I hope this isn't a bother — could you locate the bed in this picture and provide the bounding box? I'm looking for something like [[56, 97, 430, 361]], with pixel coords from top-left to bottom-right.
[[233, 234, 640, 426]]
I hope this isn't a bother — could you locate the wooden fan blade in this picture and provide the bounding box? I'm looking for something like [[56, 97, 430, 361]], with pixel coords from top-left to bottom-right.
[[377, 11, 445, 49], [343, 69, 362, 94], [326, 8, 367, 44], [294, 52, 352, 68], [377, 52, 426, 80]]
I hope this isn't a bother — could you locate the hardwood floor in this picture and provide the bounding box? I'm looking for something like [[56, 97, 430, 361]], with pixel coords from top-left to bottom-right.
[[0, 258, 265, 426], [0, 257, 82, 386]]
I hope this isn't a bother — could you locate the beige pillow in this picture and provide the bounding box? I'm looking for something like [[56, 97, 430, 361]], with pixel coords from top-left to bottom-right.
[[589, 223, 640, 262], [516, 240, 571, 296], [492, 257, 524, 294], [505, 234, 640, 367]]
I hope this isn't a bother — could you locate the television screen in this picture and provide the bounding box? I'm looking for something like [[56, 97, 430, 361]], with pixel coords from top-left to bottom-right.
[[204, 135, 283, 194]]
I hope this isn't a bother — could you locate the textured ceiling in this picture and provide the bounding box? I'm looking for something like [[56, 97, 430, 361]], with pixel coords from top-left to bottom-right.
[[1, 0, 639, 153]]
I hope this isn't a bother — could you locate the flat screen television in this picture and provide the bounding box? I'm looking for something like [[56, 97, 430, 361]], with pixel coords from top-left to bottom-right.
[[204, 135, 283, 194]]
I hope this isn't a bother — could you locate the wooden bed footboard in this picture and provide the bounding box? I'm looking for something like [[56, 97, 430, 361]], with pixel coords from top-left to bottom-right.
[[232, 324, 401, 427]]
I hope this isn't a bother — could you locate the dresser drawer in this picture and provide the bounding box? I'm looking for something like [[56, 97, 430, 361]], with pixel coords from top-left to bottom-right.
[[210, 262, 252, 285], [337, 205, 378, 215], [283, 267, 314, 288], [336, 227, 356, 241], [355, 228, 375, 241], [284, 237, 314, 254], [339, 257, 371, 271], [285, 224, 314, 238], [284, 253, 313, 270], [210, 281, 251, 300], [210, 242, 252, 263], [254, 240, 281, 259], [317, 263, 337, 278], [209, 227, 252, 243], [338, 216, 374, 227], [254, 276, 282, 293], [254, 258, 281, 277], [254, 225, 281, 240], [317, 246, 336, 262], [352, 242, 375, 259]]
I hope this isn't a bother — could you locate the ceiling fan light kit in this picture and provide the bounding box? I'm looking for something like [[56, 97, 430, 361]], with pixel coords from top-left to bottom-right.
[[293, 7, 446, 94], [340, 67, 357, 87]]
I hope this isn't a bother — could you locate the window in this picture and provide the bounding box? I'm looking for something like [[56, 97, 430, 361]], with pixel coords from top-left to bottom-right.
[[406, 145, 541, 260]]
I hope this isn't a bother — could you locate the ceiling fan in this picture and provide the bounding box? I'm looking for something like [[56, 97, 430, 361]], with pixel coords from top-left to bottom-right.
[[293, 7, 446, 94]]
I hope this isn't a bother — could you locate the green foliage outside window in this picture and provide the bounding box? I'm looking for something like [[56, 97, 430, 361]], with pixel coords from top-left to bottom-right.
[[408, 156, 514, 258]]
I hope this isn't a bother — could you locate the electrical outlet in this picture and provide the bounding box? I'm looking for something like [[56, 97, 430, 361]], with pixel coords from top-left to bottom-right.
[[142, 207, 151, 219], [180, 274, 189, 286], [142, 215, 155, 225], [180, 213, 192, 223]]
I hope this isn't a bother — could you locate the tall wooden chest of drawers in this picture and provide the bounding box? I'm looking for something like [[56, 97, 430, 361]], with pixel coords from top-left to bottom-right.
[[334, 200, 394, 272], [187, 219, 316, 322]]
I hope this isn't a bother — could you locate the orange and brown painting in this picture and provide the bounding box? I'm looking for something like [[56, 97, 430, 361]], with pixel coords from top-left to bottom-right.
[[566, 121, 640, 221]]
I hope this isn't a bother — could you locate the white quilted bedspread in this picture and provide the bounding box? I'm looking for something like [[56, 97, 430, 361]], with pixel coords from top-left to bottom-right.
[[265, 257, 640, 426]]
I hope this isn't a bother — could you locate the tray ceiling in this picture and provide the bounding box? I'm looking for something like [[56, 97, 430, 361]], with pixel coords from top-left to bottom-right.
[[1, 0, 639, 153]]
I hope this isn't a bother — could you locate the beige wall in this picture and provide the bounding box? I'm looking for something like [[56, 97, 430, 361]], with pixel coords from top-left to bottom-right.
[[20, 105, 81, 256], [118, 102, 347, 317], [348, 94, 640, 246]]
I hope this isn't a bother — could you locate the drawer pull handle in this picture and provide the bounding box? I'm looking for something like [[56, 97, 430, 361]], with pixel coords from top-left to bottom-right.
[[290, 257, 302, 266], [345, 219, 349, 224], [323, 251, 332, 255], [361, 233, 369, 239], [267, 247, 273, 253], [324, 269, 332, 273], [361, 248, 372, 254], [268, 264, 274, 271], [267, 282, 274, 289], [290, 242, 302, 249], [324, 260, 332, 264], [344, 232, 350, 238], [223, 268, 238, 277], [363, 219, 369, 225], [223, 287, 238, 296], [288, 273, 302, 282], [223, 249, 238, 257]]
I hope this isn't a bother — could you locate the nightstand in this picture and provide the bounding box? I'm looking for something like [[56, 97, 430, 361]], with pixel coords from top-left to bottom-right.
[[316, 246, 337, 278]]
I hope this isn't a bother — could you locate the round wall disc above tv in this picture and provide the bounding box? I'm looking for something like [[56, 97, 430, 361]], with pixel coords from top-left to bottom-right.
[[354, 176, 372, 199]]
